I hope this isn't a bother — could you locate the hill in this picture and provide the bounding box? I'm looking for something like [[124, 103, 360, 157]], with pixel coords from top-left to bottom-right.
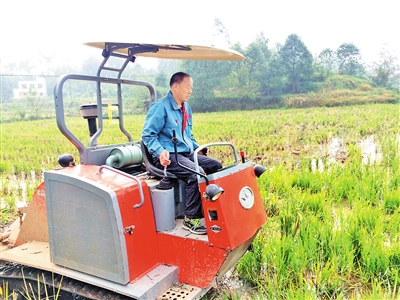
[[283, 75, 399, 108], [211, 75, 399, 112]]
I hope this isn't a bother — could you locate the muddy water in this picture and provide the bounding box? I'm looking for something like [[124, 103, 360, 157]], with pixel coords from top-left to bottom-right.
[[311, 135, 383, 172], [360, 136, 382, 165], [0, 136, 387, 210], [0, 170, 43, 210]]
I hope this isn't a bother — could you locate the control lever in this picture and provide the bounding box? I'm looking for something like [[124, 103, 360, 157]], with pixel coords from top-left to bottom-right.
[[157, 165, 173, 190], [171, 130, 210, 185]]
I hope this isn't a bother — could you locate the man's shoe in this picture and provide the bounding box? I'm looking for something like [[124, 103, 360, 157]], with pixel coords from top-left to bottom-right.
[[182, 217, 207, 235]]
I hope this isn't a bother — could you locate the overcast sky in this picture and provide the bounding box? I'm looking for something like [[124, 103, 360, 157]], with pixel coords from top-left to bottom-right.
[[1, 0, 398, 70]]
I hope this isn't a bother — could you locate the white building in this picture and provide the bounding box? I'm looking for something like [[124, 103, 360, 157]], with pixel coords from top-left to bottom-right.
[[13, 77, 47, 99]]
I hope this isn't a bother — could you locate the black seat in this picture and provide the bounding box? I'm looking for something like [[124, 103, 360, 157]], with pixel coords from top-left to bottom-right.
[[140, 140, 177, 179]]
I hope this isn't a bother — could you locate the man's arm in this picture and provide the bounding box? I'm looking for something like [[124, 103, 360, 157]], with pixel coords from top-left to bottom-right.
[[141, 105, 166, 157], [142, 110, 172, 166]]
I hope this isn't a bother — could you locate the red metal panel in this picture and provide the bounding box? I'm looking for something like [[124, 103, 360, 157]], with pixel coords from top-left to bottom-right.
[[157, 233, 228, 288], [51, 165, 159, 282], [200, 165, 267, 250], [15, 182, 48, 246], [114, 181, 159, 281], [156, 165, 267, 288]]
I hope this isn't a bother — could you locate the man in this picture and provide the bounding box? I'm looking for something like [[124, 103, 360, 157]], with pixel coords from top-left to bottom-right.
[[142, 72, 222, 235]]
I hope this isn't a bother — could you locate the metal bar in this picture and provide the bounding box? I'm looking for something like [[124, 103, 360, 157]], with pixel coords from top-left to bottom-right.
[[97, 165, 145, 209], [104, 42, 192, 55], [53, 75, 86, 159], [53, 74, 157, 163], [102, 66, 123, 72], [90, 79, 104, 147], [193, 142, 238, 173], [116, 82, 132, 142]]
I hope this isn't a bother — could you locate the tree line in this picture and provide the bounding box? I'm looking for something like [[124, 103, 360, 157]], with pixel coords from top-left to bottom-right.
[[179, 32, 399, 111], [1, 27, 399, 116]]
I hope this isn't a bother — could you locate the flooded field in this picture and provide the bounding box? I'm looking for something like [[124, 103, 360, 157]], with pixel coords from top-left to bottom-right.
[[1, 104, 399, 299], [0, 134, 388, 210], [310, 135, 385, 173]]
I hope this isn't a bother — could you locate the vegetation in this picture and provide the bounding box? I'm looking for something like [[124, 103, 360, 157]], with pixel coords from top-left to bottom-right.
[[2, 19, 399, 119], [0, 19, 399, 299], [1, 72, 398, 123], [1, 103, 399, 299]]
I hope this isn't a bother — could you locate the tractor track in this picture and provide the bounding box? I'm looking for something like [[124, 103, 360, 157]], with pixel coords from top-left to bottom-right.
[[0, 260, 133, 300]]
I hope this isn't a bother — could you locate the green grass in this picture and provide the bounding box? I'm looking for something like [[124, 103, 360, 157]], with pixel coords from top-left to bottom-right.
[[1, 103, 399, 299], [283, 75, 399, 108]]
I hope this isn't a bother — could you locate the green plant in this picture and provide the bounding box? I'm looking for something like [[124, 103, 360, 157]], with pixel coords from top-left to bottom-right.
[[1, 104, 399, 298]]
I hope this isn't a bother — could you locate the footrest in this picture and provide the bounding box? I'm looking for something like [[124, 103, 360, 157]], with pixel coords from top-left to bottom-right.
[[157, 282, 211, 300]]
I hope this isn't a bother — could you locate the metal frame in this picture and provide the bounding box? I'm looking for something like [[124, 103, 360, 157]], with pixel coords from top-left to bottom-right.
[[54, 43, 179, 165], [54, 75, 156, 165]]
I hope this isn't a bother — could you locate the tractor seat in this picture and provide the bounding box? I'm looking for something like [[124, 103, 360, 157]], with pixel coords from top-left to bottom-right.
[[140, 140, 177, 179]]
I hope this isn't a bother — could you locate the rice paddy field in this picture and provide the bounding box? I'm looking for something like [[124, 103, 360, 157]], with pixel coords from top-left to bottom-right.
[[1, 103, 399, 299]]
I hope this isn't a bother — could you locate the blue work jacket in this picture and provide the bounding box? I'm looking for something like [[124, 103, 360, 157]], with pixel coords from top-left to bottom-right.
[[141, 91, 199, 158]]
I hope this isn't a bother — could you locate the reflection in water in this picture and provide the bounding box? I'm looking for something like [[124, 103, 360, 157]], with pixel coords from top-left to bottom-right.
[[360, 136, 382, 165], [311, 138, 347, 173], [311, 136, 382, 172], [328, 138, 345, 166], [0, 170, 41, 210]]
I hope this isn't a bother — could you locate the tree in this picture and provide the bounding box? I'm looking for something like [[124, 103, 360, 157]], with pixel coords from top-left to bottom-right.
[[181, 60, 220, 111], [18, 60, 35, 74], [155, 71, 169, 101], [158, 59, 179, 76], [0, 76, 14, 102], [230, 42, 247, 85], [212, 17, 231, 46], [243, 42, 263, 92], [264, 45, 285, 96], [279, 34, 313, 93], [253, 33, 273, 96], [317, 48, 336, 76], [181, 18, 236, 111], [82, 55, 102, 75], [369, 46, 399, 88], [155, 71, 168, 88], [336, 43, 364, 77]]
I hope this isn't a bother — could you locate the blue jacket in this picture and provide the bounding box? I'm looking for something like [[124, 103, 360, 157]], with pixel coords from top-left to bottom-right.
[[141, 91, 199, 157]]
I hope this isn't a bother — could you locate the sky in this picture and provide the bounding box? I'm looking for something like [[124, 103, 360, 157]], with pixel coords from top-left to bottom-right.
[[1, 0, 398, 72]]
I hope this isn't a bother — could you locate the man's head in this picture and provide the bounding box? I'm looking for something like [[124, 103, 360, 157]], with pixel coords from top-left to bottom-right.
[[170, 72, 193, 106]]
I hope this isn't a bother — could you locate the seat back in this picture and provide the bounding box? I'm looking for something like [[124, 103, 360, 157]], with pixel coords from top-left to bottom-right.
[[140, 140, 177, 179]]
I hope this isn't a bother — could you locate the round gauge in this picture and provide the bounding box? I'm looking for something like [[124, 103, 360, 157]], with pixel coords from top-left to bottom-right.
[[239, 186, 254, 209]]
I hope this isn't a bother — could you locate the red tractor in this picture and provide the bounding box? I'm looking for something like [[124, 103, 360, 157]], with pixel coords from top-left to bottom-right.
[[0, 42, 267, 299]]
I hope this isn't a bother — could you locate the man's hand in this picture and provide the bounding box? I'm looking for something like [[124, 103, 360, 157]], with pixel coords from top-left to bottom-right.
[[159, 150, 171, 166], [198, 147, 208, 156]]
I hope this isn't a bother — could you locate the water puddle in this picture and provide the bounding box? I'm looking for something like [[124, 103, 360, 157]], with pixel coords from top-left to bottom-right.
[[311, 135, 383, 172], [360, 136, 382, 165], [311, 137, 347, 172], [0, 170, 42, 210]]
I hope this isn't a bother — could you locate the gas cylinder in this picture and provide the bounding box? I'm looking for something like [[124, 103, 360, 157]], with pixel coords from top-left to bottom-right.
[[105, 145, 142, 168]]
